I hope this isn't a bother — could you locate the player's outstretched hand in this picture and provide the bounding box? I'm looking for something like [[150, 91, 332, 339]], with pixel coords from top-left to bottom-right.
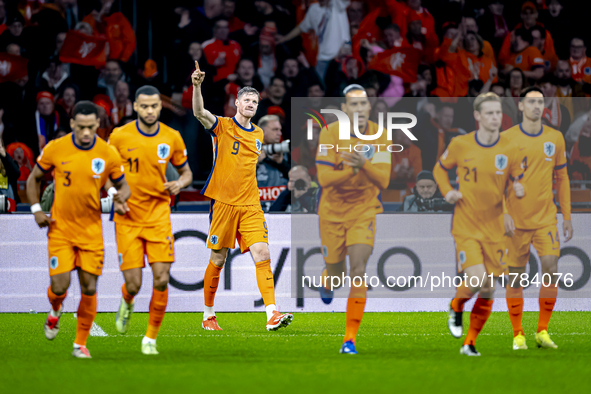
[[191, 61, 205, 87], [563, 220, 574, 242], [504, 213, 515, 237], [164, 180, 182, 196], [34, 211, 55, 228], [513, 181, 525, 198], [114, 201, 129, 215], [445, 190, 463, 204]]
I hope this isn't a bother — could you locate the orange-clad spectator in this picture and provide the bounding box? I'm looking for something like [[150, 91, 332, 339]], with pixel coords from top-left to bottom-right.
[[82, 3, 136, 62], [203, 19, 242, 83], [569, 116, 591, 180], [390, 129, 422, 190], [222, 0, 244, 32], [568, 37, 591, 84], [498, 2, 556, 70], [500, 27, 544, 80], [439, 31, 498, 98], [5, 142, 33, 183], [531, 25, 558, 73], [405, 0, 438, 48], [461, 16, 496, 66], [406, 13, 436, 64], [111, 81, 132, 126]]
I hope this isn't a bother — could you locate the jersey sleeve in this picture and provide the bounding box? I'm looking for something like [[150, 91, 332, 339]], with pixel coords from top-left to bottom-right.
[[107, 145, 125, 183], [171, 132, 189, 168], [205, 116, 224, 136], [554, 134, 568, 170], [509, 144, 524, 181], [36, 140, 57, 173], [438, 138, 458, 170], [315, 127, 337, 168]]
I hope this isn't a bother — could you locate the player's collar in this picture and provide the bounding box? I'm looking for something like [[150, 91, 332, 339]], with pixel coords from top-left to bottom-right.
[[474, 130, 499, 147], [232, 116, 254, 132], [136, 120, 160, 137], [350, 123, 368, 138], [71, 133, 96, 151], [519, 123, 543, 137]]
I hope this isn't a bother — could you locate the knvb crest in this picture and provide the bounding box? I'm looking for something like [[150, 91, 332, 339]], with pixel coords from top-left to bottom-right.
[[544, 141, 555, 157], [91, 158, 105, 175], [157, 143, 170, 159], [256, 139, 262, 152], [495, 154, 508, 171], [362, 145, 376, 160], [210, 235, 219, 245]]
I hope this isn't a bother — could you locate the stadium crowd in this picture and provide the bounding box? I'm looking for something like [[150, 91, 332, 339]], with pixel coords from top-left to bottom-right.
[[1, 0, 591, 208]]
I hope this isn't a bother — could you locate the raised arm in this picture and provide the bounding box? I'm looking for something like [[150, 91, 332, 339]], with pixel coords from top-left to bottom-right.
[[191, 61, 217, 130]]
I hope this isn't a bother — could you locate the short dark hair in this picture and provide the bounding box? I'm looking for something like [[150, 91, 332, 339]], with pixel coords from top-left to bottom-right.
[[237, 86, 260, 100], [135, 85, 160, 100], [514, 27, 533, 45], [537, 73, 557, 86], [270, 75, 287, 87], [520, 86, 544, 100], [72, 101, 99, 118], [384, 23, 400, 33]]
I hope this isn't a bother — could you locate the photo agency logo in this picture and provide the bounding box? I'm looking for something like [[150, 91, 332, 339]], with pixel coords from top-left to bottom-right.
[[304, 107, 418, 154]]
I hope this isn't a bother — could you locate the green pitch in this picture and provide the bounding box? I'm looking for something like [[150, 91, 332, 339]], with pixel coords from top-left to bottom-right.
[[1, 311, 590, 394]]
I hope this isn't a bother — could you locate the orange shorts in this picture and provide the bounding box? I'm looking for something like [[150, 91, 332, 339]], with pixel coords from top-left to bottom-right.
[[319, 216, 375, 264], [48, 237, 104, 277], [454, 236, 507, 276], [506, 224, 560, 268], [207, 200, 268, 253], [115, 222, 175, 271]]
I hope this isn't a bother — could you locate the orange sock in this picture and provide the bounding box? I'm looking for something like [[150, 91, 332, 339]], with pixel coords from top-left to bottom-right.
[[255, 259, 275, 306], [47, 286, 67, 312], [74, 293, 97, 347], [146, 287, 168, 339], [204, 260, 222, 307], [463, 297, 493, 346], [451, 282, 475, 313], [538, 283, 557, 333], [122, 283, 134, 305], [343, 285, 368, 343], [506, 286, 524, 336]]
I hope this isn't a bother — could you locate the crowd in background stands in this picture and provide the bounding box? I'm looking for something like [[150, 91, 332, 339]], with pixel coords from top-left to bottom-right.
[[1, 0, 591, 207]]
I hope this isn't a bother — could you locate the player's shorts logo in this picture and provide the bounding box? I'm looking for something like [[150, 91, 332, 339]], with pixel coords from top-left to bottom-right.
[[544, 141, 555, 157], [50, 256, 58, 269], [458, 251, 466, 264], [157, 143, 171, 159], [585, 67, 591, 75], [494, 154, 508, 170], [91, 158, 105, 174], [210, 235, 219, 245], [321, 245, 329, 257], [515, 55, 523, 64], [118, 253, 123, 266], [256, 139, 262, 152]]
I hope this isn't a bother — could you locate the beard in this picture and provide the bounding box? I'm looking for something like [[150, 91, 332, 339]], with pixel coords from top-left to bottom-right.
[[139, 115, 159, 127]]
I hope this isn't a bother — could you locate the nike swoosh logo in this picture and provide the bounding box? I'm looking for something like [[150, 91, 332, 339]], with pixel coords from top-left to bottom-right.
[[263, 236, 268, 239], [520, 148, 526, 151], [266, 278, 273, 281], [61, 161, 70, 165], [552, 247, 559, 250], [128, 148, 138, 151], [209, 286, 216, 288], [464, 158, 475, 162], [234, 135, 242, 139], [168, 253, 173, 256]]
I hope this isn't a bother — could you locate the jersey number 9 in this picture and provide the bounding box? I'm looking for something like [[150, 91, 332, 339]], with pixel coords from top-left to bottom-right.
[[231, 141, 240, 155]]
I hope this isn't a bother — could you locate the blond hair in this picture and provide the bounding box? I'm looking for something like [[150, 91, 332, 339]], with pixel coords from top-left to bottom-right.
[[473, 92, 501, 112]]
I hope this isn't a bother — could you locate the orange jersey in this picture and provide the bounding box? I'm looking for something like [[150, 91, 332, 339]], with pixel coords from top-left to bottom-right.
[[36, 134, 124, 244], [108, 120, 188, 226], [569, 57, 591, 84], [434, 132, 522, 242], [201, 116, 263, 206], [316, 120, 391, 223], [503, 124, 570, 229], [503, 46, 545, 72]]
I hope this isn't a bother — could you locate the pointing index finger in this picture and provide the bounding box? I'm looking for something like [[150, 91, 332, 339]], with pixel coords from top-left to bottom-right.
[[195, 60, 200, 71]]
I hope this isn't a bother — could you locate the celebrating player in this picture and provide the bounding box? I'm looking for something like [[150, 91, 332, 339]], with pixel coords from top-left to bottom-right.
[[434, 93, 524, 356], [107, 85, 193, 355], [316, 84, 391, 355], [27, 101, 130, 358], [191, 60, 293, 331], [503, 87, 572, 350]]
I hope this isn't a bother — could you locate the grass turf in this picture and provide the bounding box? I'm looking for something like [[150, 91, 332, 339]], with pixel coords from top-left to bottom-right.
[[1, 311, 590, 394]]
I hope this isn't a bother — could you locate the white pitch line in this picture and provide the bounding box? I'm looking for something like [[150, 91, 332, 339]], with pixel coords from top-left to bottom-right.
[[116, 332, 588, 338], [72, 313, 109, 337]]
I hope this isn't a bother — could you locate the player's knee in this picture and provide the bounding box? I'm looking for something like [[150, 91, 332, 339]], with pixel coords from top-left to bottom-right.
[[153, 273, 169, 290], [51, 283, 68, 295], [125, 280, 142, 296], [80, 285, 96, 296]]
